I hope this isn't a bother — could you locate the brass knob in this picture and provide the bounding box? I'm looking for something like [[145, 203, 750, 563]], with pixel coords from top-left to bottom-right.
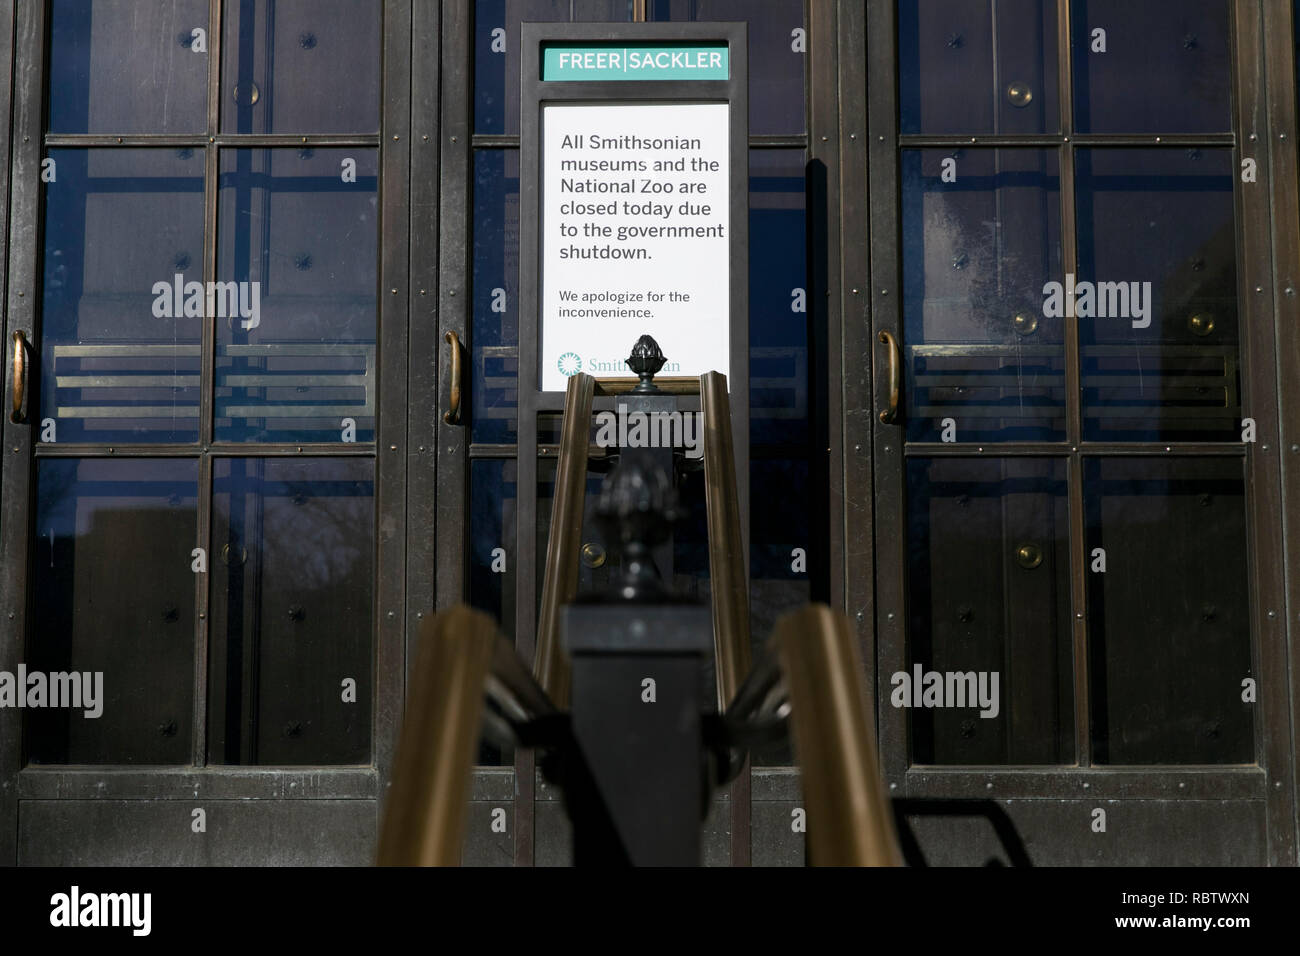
[[1188, 313, 1215, 336], [1016, 543, 1043, 569], [1006, 81, 1033, 108], [1012, 311, 1038, 336], [580, 542, 606, 569]]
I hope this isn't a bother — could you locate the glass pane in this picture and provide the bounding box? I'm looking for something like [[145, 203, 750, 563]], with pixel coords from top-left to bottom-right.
[[1071, 0, 1231, 134], [906, 457, 1074, 765], [40, 148, 205, 444], [474, 0, 634, 135], [215, 148, 378, 443], [472, 150, 521, 445], [28, 458, 198, 765], [208, 458, 373, 765], [470, 458, 517, 765], [221, 0, 380, 134], [49, 0, 209, 134], [1075, 148, 1239, 442], [748, 458, 809, 767], [899, 0, 1060, 135], [650, 0, 807, 135], [902, 148, 1064, 442], [1085, 457, 1252, 764], [750, 150, 808, 448]]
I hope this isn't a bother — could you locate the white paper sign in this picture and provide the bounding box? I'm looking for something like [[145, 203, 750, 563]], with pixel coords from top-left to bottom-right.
[[541, 102, 730, 391]]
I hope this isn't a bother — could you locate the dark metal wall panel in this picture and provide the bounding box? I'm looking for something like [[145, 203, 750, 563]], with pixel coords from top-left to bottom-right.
[[0, 0, 41, 867], [18, 799, 377, 866], [903, 799, 1266, 867], [405, 0, 442, 687], [376, 0, 415, 830], [1231, 0, 1297, 868], [1259, 0, 1300, 860]]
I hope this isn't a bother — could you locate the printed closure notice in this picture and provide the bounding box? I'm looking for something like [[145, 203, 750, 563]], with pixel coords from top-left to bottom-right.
[[541, 102, 730, 391]]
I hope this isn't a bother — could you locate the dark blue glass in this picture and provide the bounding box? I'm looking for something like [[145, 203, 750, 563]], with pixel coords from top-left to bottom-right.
[[222, 0, 380, 134], [901, 148, 1064, 442], [28, 458, 199, 764], [208, 458, 373, 765], [906, 456, 1074, 764], [650, 0, 807, 135], [1072, 0, 1231, 134], [40, 148, 205, 444], [215, 148, 378, 443], [49, 0, 209, 134], [749, 150, 808, 449], [899, 0, 1060, 135], [472, 150, 521, 445], [1084, 457, 1252, 764], [1075, 148, 1238, 442], [474, 0, 633, 135]]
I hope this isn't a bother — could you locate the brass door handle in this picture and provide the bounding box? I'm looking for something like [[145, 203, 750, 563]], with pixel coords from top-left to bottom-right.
[[11, 330, 27, 423], [877, 330, 900, 424], [443, 330, 462, 425]]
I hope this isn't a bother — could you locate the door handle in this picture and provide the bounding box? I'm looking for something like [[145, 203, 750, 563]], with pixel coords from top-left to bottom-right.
[[443, 330, 463, 425], [877, 330, 900, 424], [11, 330, 27, 423]]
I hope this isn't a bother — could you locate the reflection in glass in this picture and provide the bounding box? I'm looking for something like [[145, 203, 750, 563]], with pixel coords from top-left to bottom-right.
[[650, 0, 807, 135], [1085, 457, 1252, 764], [208, 458, 373, 765], [216, 149, 378, 443], [750, 151, 808, 449], [902, 149, 1064, 442], [470, 458, 518, 766], [222, 0, 380, 134], [472, 151, 521, 444], [748, 458, 810, 767], [40, 149, 205, 444], [475, 0, 633, 135], [1075, 148, 1238, 442], [28, 459, 198, 764], [1071, 0, 1230, 134], [49, 0, 209, 134], [899, 0, 1059, 135], [906, 457, 1074, 764]]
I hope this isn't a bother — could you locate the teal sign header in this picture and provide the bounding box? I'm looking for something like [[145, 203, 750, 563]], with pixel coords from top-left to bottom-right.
[[542, 44, 729, 81]]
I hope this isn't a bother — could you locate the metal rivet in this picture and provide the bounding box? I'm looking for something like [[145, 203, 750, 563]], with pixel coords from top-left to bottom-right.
[[1006, 81, 1033, 108], [1263, 444, 1270, 451], [1250, 133, 1257, 141], [1012, 311, 1038, 336], [296, 446, 303, 452], [1076, 612, 1084, 619], [449, 290, 456, 296], [1064, 136, 1069, 143], [107, 447, 114, 453], [302, 137, 308, 143], [387, 611, 395, 619], [1155, 136, 1161, 143], [199, 612, 206, 619], [821, 136, 828, 142], [1179, 782, 1185, 789], [1083, 782, 1090, 789], [886, 612, 895, 621], [985, 782, 993, 790], [390, 444, 397, 451], [1267, 609, 1277, 619], [854, 444, 861, 452], [880, 289, 888, 295], [391, 288, 398, 294], [852, 288, 859, 294], [1165, 446, 1172, 452], [580, 541, 607, 569], [850, 133, 856, 140], [116, 137, 123, 144], [878, 135, 884, 142], [1256, 286, 1264, 294], [889, 782, 897, 790], [451, 135, 458, 143], [1015, 543, 1043, 569], [420, 289, 426, 295], [16, 291, 23, 297], [417, 611, 424, 618]]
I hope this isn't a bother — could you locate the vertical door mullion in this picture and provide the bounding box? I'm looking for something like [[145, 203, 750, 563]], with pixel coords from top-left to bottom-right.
[[0, 0, 34, 865]]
